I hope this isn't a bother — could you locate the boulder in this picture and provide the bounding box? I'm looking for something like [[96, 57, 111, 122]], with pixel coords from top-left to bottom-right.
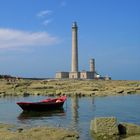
[[118, 123, 140, 135], [90, 117, 119, 136]]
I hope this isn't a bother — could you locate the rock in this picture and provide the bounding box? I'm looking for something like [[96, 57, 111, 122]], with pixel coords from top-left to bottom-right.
[[116, 89, 124, 94], [23, 92, 30, 97], [56, 92, 61, 96], [135, 87, 140, 90], [17, 127, 24, 132], [126, 90, 136, 94], [0, 91, 5, 94], [47, 93, 55, 96], [92, 88, 99, 91], [90, 117, 119, 136], [0, 93, 5, 97], [122, 135, 140, 140], [118, 123, 140, 135], [91, 134, 120, 140]]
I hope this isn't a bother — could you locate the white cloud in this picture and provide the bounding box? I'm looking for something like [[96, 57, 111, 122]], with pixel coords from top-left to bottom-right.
[[37, 10, 52, 18], [0, 28, 60, 50], [37, 10, 53, 26], [43, 19, 52, 26]]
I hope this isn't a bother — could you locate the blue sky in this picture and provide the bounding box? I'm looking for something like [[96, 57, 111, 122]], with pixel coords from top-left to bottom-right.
[[0, 0, 140, 80]]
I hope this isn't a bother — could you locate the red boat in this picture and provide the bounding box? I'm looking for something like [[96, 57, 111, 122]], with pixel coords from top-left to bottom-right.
[[17, 96, 67, 111]]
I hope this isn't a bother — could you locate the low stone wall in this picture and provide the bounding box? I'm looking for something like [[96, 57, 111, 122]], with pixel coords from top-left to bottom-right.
[[90, 117, 140, 140]]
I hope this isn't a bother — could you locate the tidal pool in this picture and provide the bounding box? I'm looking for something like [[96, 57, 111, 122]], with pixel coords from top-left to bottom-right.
[[0, 94, 140, 140]]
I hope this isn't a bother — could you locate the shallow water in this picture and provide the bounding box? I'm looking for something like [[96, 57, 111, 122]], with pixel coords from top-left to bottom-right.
[[0, 94, 140, 140]]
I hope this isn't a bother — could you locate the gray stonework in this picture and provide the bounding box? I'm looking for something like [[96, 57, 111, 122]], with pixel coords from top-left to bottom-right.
[[55, 71, 95, 79], [55, 72, 69, 79], [80, 71, 94, 79], [55, 71, 109, 79], [69, 72, 80, 79], [71, 22, 78, 72], [89, 58, 95, 72], [90, 117, 119, 136]]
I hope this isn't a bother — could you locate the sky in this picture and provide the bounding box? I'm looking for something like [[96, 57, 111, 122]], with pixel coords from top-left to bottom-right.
[[0, 0, 140, 80]]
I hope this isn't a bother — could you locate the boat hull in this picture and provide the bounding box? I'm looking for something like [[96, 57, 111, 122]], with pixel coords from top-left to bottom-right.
[[17, 96, 66, 111]]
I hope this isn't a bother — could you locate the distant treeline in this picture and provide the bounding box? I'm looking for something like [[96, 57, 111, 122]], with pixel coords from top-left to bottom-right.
[[22, 77, 48, 80], [0, 75, 15, 79], [0, 75, 49, 80]]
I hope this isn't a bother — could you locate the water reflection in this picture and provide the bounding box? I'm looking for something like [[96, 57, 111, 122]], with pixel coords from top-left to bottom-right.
[[18, 109, 65, 121], [91, 97, 95, 105], [71, 96, 79, 128]]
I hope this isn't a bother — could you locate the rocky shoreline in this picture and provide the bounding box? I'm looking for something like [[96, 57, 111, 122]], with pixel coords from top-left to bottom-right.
[[0, 79, 140, 97], [0, 123, 79, 140], [0, 79, 140, 140]]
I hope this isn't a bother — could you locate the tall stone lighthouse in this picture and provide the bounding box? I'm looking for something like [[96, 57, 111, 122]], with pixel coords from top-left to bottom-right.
[[55, 21, 98, 80], [71, 22, 78, 72], [69, 22, 80, 79]]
